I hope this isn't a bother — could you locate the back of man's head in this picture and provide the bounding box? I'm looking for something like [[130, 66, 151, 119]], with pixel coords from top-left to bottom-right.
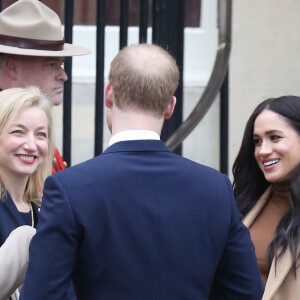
[[109, 44, 179, 117]]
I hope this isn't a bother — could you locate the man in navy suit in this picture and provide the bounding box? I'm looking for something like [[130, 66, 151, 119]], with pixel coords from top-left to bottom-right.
[[21, 43, 263, 299]]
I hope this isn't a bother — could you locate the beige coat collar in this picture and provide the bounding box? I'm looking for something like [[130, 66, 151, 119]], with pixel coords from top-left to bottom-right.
[[243, 187, 294, 300]]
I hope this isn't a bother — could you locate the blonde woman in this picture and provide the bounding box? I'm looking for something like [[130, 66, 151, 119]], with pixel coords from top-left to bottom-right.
[[0, 86, 53, 241], [0, 87, 53, 299]]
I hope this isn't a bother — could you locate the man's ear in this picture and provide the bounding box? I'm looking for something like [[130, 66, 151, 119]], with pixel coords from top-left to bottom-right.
[[3, 57, 18, 81], [164, 96, 176, 119], [104, 82, 114, 109]]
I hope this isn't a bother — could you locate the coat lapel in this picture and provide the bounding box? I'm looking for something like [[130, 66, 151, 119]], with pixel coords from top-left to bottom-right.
[[262, 249, 294, 300], [243, 187, 295, 300], [243, 188, 271, 228], [2, 193, 25, 227], [32, 202, 40, 226]]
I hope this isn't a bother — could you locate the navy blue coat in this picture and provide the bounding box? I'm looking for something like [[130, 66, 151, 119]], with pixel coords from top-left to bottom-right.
[[0, 193, 39, 246], [21, 140, 264, 300]]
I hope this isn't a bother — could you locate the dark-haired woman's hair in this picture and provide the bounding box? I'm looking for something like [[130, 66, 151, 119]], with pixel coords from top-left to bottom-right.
[[232, 95, 300, 274]]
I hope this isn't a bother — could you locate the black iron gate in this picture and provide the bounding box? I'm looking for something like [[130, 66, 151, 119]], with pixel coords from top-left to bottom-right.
[[0, 0, 231, 174]]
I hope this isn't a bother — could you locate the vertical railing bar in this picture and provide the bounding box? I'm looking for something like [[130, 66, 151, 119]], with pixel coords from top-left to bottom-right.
[[0, 0, 2, 12], [94, 0, 106, 156], [139, 0, 148, 43], [119, 0, 129, 49], [152, 0, 166, 46], [152, 0, 158, 44], [153, 0, 184, 155], [220, 70, 229, 174], [152, 0, 157, 43], [170, 0, 184, 155], [152, 0, 168, 46], [63, 0, 74, 166]]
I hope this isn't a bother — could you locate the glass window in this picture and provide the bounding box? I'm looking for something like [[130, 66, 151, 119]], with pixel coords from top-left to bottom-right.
[[1, 0, 201, 28]]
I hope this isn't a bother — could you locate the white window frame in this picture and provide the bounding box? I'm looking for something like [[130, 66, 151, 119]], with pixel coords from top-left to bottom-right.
[[71, 0, 218, 87]]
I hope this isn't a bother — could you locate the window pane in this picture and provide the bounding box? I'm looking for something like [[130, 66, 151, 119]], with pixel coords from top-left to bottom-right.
[[0, 0, 201, 28]]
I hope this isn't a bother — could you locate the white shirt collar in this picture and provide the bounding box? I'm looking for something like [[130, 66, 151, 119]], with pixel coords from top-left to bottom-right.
[[109, 130, 160, 146]]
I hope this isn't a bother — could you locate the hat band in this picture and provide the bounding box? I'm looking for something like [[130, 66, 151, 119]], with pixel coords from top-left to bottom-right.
[[0, 34, 65, 51]]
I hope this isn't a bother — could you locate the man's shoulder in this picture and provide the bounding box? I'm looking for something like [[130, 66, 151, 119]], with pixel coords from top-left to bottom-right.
[[52, 155, 102, 179], [174, 153, 226, 180], [52, 142, 227, 186]]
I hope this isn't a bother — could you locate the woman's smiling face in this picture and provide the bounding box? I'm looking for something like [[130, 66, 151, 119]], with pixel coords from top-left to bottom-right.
[[0, 106, 48, 180], [253, 109, 300, 183]]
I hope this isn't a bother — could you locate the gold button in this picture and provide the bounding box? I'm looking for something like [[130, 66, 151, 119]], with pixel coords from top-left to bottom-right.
[[63, 161, 67, 167]]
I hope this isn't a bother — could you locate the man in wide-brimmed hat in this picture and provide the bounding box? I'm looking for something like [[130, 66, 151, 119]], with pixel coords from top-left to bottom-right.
[[0, 0, 91, 173]]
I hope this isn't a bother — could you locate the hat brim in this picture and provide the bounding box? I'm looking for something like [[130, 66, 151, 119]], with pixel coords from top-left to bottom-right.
[[0, 42, 91, 57]]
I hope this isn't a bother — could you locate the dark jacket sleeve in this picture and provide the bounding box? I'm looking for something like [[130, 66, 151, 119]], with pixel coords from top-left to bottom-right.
[[209, 176, 264, 300], [21, 175, 78, 300]]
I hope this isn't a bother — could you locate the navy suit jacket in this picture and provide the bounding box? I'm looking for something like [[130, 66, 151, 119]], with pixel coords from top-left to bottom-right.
[[0, 193, 39, 246], [21, 140, 264, 300]]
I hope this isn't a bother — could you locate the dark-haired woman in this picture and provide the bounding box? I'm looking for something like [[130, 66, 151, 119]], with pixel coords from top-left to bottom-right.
[[233, 95, 300, 300]]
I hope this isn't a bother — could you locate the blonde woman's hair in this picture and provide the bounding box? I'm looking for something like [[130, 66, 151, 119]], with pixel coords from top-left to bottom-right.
[[0, 86, 54, 206]]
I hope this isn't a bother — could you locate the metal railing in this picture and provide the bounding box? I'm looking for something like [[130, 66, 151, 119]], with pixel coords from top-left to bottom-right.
[[0, 0, 232, 174], [165, 0, 232, 174]]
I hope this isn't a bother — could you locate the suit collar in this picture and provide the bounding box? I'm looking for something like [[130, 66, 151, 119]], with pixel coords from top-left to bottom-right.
[[103, 139, 171, 154], [243, 187, 271, 228], [243, 187, 295, 300]]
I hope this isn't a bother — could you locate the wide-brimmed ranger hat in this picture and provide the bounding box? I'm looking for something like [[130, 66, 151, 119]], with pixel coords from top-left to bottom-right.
[[0, 0, 90, 57]]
